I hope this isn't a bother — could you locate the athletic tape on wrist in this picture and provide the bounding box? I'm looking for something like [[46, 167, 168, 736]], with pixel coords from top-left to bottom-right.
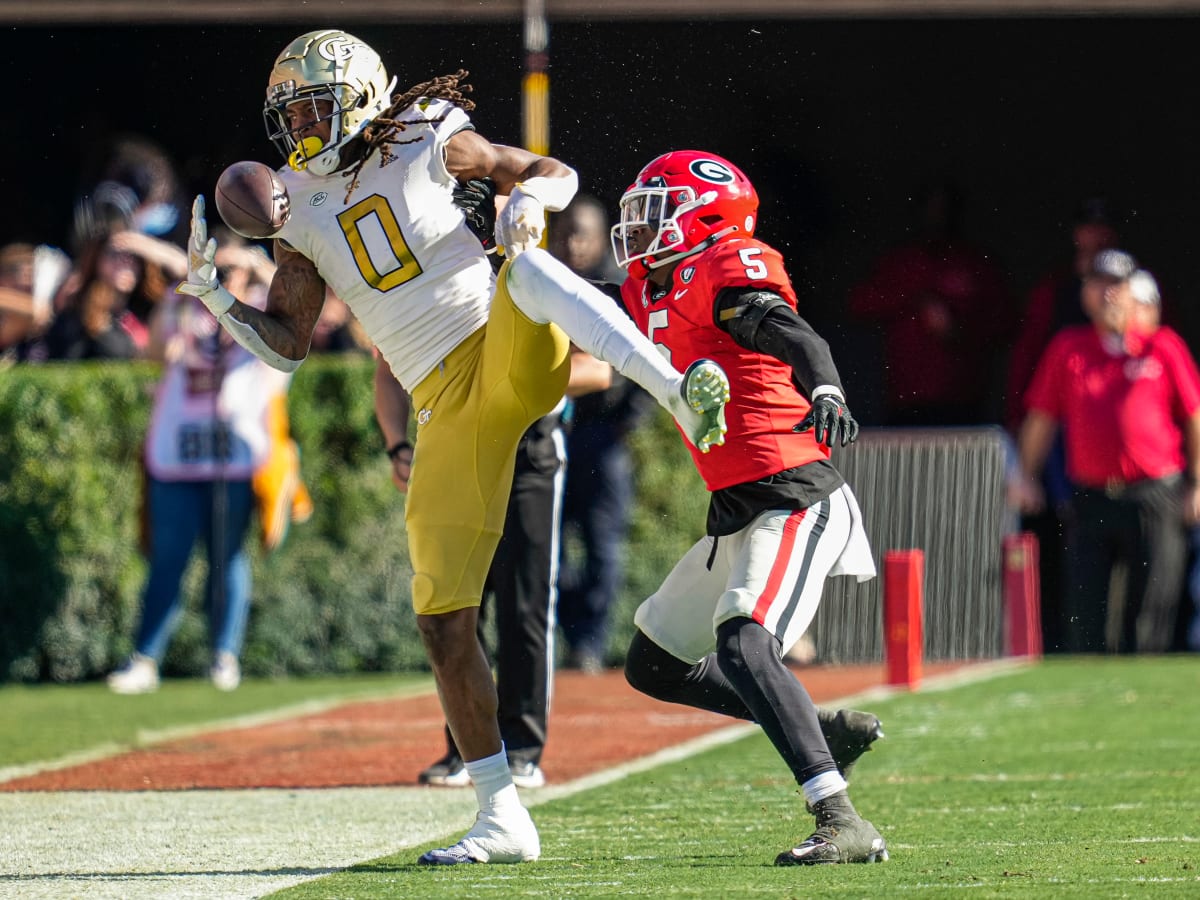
[[514, 170, 579, 212], [812, 385, 845, 403]]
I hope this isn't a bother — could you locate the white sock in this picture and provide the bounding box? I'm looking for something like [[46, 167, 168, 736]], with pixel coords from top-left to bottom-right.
[[505, 249, 682, 411], [802, 770, 848, 806], [465, 744, 522, 815]]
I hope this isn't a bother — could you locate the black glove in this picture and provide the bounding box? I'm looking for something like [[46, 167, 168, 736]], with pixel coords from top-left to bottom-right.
[[794, 394, 859, 447], [452, 177, 498, 254]]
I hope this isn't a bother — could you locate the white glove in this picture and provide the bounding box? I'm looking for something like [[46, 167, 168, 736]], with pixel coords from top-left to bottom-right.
[[30, 244, 70, 320], [495, 185, 546, 258], [175, 195, 235, 317]]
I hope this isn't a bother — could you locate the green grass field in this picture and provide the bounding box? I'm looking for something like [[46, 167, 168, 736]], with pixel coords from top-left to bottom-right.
[[4, 658, 1197, 897], [265, 657, 1200, 898]]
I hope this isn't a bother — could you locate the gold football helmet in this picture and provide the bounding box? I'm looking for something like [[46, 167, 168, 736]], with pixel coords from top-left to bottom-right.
[[263, 30, 397, 176]]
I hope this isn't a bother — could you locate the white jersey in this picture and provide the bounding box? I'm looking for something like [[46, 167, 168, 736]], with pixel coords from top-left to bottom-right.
[[146, 291, 292, 481], [275, 98, 493, 390]]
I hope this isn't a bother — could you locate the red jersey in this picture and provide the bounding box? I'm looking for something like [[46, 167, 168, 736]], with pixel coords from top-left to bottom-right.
[[621, 238, 829, 491], [1025, 324, 1200, 488]]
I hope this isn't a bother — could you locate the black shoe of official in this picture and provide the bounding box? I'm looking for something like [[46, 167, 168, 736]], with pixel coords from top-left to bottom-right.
[[775, 791, 889, 865], [817, 707, 884, 779], [418, 751, 471, 787]]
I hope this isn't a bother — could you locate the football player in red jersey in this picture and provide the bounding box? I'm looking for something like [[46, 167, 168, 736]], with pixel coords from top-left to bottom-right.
[[614, 151, 889, 866]]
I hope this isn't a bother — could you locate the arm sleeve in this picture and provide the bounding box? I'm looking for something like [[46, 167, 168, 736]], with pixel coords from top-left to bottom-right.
[[714, 286, 844, 398]]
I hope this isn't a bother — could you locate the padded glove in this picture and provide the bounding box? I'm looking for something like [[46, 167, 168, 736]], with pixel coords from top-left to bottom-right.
[[795, 393, 859, 447], [452, 178, 498, 254]]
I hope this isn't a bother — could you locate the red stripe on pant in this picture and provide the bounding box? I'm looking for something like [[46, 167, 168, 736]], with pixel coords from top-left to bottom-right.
[[751, 508, 807, 624]]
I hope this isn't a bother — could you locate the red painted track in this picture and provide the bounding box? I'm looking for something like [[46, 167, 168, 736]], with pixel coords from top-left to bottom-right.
[[2, 663, 966, 792]]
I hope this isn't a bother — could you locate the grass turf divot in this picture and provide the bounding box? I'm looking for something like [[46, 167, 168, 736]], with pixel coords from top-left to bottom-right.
[[271, 657, 1200, 899]]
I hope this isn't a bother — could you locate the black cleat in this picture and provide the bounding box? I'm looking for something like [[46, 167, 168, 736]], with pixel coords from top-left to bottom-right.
[[776, 792, 888, 865], [817, 707, 883, 780]]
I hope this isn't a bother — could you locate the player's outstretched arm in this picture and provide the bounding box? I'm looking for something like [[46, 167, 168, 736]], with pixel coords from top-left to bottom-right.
[[176, 196, 322, 372]]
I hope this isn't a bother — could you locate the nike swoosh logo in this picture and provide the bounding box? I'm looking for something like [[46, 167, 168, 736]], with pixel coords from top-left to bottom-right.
[[674, 289, 689, 300]]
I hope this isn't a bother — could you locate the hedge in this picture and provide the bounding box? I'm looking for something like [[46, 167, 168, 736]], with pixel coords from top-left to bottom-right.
[[0, 357, 706, 683]]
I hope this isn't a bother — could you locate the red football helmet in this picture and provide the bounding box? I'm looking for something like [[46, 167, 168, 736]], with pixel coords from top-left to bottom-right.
[[611, 150, 759, 279]]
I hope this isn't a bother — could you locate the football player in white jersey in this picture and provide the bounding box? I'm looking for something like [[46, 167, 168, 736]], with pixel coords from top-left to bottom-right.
[[177, 30, 732, 866]]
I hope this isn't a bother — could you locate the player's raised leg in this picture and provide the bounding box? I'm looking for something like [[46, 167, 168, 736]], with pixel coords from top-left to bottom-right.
[[504, 250, 729, 452]]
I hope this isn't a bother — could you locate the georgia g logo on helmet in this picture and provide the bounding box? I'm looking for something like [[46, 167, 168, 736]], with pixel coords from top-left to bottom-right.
[[317, 36, 367, 64], [689, 159, 735, 184]]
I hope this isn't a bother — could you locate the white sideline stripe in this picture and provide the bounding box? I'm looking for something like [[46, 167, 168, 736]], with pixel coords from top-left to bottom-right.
[[0, 684, 433, 785], [0, 660, 1023, 899]]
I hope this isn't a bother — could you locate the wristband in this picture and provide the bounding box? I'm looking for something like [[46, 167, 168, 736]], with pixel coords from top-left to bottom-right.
[[387, 441, 413, 461], [514, 170, 579, 212], [811, 385, 845, 403]]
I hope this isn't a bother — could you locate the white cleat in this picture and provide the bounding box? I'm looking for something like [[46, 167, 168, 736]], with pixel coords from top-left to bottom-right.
[[670, 358, 730, 453], [418, 807, 541, 865], [209, 652, 241, 692], [106, 653, 160, 695]]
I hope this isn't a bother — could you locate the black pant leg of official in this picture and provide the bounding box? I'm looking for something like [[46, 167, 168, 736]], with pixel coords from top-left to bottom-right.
[[1131, 478, 1188, 653], [575, 428, 633, 661], [1063, 491, 1117, 653], [491, 420, 565, 767]]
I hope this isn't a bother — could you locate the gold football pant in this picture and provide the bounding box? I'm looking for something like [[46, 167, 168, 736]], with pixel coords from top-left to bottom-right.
[[405, 262, 571, 615]]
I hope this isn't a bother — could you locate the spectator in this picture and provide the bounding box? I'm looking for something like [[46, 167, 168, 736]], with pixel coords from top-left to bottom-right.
[[848, 179, 1011, 425], [550, 196, 656, 673], [0, 243, 69, 361], [43, 228, 186, 361], [1124, 269, 1200, 651], [107, 234, 296, 693], [1004, 197, 1121, 651], [72, 134, 187, 254], [1015, 250, 1200, 653], [547, 194, 624, 285]]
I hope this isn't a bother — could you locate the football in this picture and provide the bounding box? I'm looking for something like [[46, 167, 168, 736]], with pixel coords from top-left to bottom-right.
[[214, 161, 291, 240]]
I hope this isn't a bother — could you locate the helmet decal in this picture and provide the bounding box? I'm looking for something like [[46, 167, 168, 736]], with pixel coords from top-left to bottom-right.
[[317, 35, 367, 63], [689, 159, 735, 184]]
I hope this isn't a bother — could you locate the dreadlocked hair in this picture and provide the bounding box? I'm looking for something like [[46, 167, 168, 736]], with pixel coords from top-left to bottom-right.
[[341, 70, 476, 203]]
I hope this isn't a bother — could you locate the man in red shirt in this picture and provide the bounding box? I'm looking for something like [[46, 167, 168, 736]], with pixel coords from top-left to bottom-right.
[[1015, 250, 1200, 653], [611, 151, 887, 866]]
